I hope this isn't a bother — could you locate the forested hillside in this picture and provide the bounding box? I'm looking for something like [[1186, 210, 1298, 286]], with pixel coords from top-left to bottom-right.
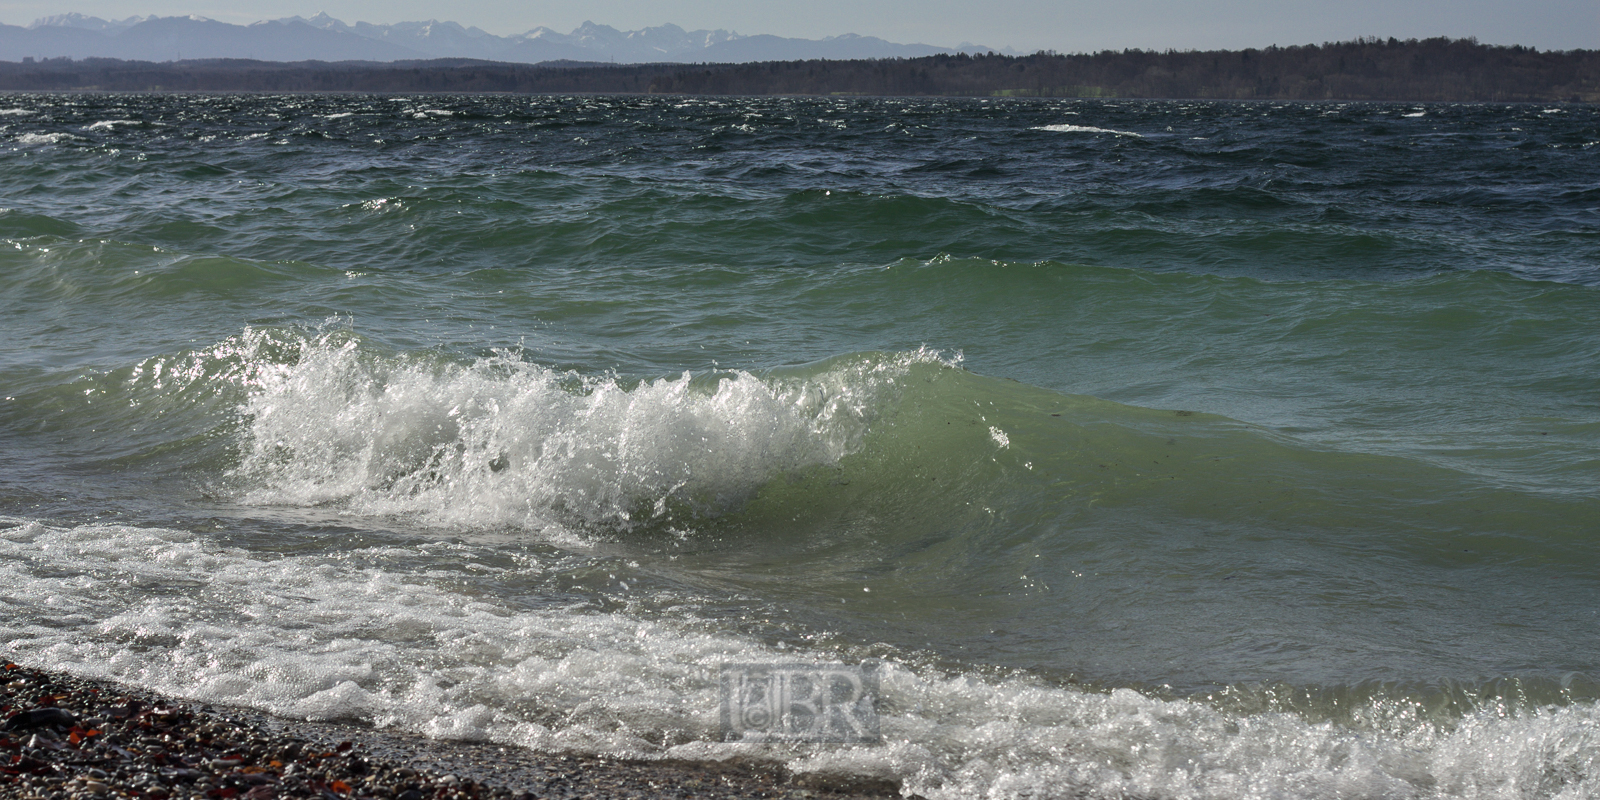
[[1, 37, 1594, 101]]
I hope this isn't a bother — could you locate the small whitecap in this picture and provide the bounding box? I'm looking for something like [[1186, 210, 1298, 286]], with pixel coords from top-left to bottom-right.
[[83, 119, 143, 131], [1031, 123, 1143, 137]]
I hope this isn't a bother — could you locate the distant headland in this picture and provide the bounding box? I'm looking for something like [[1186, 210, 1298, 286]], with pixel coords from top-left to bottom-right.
[[1, 36, 1594, 102]]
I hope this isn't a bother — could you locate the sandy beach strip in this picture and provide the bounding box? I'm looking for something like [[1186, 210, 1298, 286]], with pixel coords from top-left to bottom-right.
[[0, 663, 906, 800]]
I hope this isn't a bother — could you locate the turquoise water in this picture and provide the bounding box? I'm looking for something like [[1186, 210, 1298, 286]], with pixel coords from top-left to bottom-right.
[[2, 94, 1598, 798]]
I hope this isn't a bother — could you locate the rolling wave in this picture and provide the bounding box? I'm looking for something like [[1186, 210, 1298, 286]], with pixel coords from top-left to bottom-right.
[[4, 325, 1596, 690]]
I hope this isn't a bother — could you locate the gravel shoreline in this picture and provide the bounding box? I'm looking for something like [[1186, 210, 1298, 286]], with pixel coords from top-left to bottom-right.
[[0, 664, 908, 800]]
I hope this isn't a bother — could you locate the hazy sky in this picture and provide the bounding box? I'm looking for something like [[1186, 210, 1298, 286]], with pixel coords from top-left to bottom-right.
[[1, 0, 1594, 53]]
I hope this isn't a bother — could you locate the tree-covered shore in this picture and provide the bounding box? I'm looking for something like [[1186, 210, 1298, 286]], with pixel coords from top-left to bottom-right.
[[0, 37, 1595, 102]]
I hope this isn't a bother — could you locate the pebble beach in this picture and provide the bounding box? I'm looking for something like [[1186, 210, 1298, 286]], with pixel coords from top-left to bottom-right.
[[0, 665, 904, 800]]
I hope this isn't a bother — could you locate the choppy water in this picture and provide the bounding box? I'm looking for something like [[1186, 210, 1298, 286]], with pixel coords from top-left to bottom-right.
[[2, 94, 1598, 799]]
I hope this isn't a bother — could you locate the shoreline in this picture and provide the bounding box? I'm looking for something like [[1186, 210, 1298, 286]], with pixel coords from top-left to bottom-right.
[[0, 663, 907, 800]]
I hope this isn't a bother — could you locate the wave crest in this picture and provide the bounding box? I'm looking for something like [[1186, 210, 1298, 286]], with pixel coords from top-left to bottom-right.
[[231, 325, 955, 532]]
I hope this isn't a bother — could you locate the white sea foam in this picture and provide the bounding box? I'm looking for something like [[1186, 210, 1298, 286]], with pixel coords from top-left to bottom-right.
[[3, 516, 1596, 800], [321, 112, 357, 119], [13, 132, 82, 145], [988, 425, 1010, 448], [0, 108, 35, 116], [1032, 124, 1144, 137]]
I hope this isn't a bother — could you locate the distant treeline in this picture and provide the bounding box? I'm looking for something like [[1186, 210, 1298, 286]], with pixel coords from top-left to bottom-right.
[[0, 37, 1595, 102]]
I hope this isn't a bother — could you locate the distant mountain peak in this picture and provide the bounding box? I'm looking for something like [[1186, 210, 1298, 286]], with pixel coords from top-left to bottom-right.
[[301, 12, 348, 31]]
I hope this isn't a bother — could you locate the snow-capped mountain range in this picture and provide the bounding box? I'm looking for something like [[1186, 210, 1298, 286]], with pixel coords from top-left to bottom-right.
[[1, 13, 1004, 64]]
